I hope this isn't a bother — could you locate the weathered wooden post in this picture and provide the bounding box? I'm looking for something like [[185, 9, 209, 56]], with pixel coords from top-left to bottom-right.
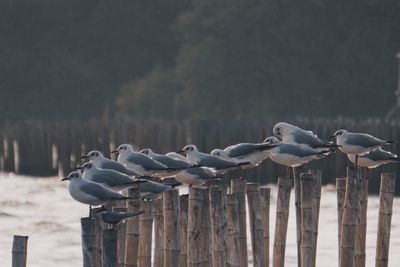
[[231, 179, 248, 267], [260, 187, 270, 267], [272, 177, 292, 267], [226, 193, 240, 267], [153, 196, 164, 267], [180, 194, 189, 267], [209, 186, 228, 266], [339, 168, 358, 267], [102, 229, 118, 267], [200, 187, 212, 267], [354, 171, 368, 267], [81, 217, 102, 267], [125, 188, 141, 267], [111, 207, 127, 267], [163, 189, 180, 267], [246, 183, 265, 267], [188, 187, 203, 267], [375, 173, 396, 267], [336, 177, 347, 263], [293, 169, 302, 267], [311, 172, 321, 267], [138, 200, 153, 267], [300, 173, 314, 267], [12, 235, 28, 267]]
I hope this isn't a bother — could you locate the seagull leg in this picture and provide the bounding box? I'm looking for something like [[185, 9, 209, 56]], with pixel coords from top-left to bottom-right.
[[89, 205, 92, 218], [355, 155, 359, 168], [240, 168, 245, 180], [363, 168, 369, 179], [286, 167, 291, 178]]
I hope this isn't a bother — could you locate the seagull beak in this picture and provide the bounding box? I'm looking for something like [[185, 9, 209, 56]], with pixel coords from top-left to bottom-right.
[[111, 150, 118, 154], [328, 135, 336, 140], [176, 150, 185, 155], [80, 155, 89, 159], [61, 177, 70, 181], [76, 166, 83, 170]]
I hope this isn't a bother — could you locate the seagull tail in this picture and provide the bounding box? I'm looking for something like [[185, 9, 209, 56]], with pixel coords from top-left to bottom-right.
[[385, 140, 395, 144], [238, 162, 251, 166], [163, 181, 183, 188], [184, 164, 203, 169]]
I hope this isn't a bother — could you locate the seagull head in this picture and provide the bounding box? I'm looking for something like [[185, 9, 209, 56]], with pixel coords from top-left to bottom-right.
[[140, 148, 154, 156], [273, 122, 297, 138], [61, 171, 82, 181], [329, 130, 347, 140], [112, 144, 134, 154], [78, 162, 97, 173], [177, 144, 198, 155], [81, 150, 104, 161], [210, 149, 227, 158], [263, 136, 280, 145]]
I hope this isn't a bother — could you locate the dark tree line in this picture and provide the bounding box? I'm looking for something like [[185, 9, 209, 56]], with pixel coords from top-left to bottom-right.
[[1, 0, 400, 120]]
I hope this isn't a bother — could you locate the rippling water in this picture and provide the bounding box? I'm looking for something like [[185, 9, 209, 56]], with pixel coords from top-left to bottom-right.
[[0, 173, 399, 266]]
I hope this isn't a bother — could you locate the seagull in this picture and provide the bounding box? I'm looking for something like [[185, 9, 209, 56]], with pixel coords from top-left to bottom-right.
[[137, 179, 177, 199], [273, 122, 338, 150], [112, 144, 180, 177], [78, 162, 147, 191], [263, 136, 331, 177], [177, 144, 250, 175], [347, 148, 398, 177], [140, 148, 200, 169], [61, 171, 132, 217], [81, 150, 143, 176], [100, 210, 144, 228], [174, 167, 220, 187], [329, 129, 394, 166]]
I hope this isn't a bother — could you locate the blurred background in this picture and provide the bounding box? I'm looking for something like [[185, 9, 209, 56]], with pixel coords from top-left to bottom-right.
[[0, 0, 399, 192]]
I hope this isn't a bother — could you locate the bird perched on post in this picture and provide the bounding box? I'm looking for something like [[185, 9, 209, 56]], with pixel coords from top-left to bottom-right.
[[329, 129, 394, 167], [273, 122, 338, 151], [263, 136, 331, 177], [100, 210, 144, 228], [61, 171, 132, 217]]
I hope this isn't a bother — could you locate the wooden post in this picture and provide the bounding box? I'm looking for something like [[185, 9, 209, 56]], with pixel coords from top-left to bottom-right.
[[102, 229, 118, 267], [188, 187, 204, 267], [209, 186, 228, 267], [200, 187, 211, 267], [354, 172, 368, 267], [246, 183, 265, 267], [226, 193, 240, 267], [163, 189, 180, 267], [339, 168, 358, 267], [300, 173, 314, 267], [12, 235, 28, 267], [260, 187, 270, 267], [272, 177, 292, 267], [293, 169, 302, 267], [138, 200, 153, 267], [81, 217, 101, 267], [125, 188, 141, 267], [336, 177, 346, 263], [231, 179, 248, 267], [375, 173, 396, 267], [112, 207, 127, 267], [311, 172, 321, 267], [153, 196, 164, 267], [180, 194, 189, 267]]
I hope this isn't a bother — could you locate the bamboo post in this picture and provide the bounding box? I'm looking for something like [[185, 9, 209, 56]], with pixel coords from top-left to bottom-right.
[[375, 173, 396, 267], [81, 217, 102, 267], [200, 187, 212, 267], [260, 187, 270, 267], [311, 172, 321, 267], [226, 193, 240, 267], [339, 168, 358, 267], [180, 194, 189, 267], [300, 173, 314, 267], [231, 179, 248, 267], [125, 188, 141, 267], [163, 189, 180, 267], [209, 186, 228, 266], [246, 183, 265, 267], [293, 169, 302, 267], [188, 187, 204, 267], [336, 177, 346, 263], [272, 177, 292, 267], [12, 235, 28, 267], [102, 229, 118, 267], [138, 200, 153, 267], [153, 196, 164, 267], [354, 171, 368, 267]]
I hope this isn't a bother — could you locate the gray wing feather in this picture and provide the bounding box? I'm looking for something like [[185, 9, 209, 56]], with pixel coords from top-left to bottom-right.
[[153, 155, 192, 169], [362, 150, 398, 161], [278, 144, 324, 157], [346, 134, 385, 148], [185, 167, 216, 179], [80, 182, 125, 201], [199, 156, 237, 169], [127, 153, 168, 170], [100, 159, 142, 176], [139, 180, 171, 195], [91, 170, 134, 187], [293, 131, 333, 148]]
